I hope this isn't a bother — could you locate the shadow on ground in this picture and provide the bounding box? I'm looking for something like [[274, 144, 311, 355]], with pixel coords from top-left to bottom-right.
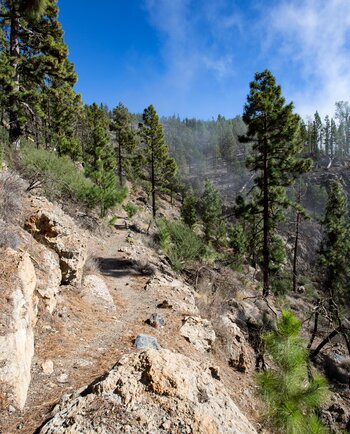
[[97, 257, 138, 278]]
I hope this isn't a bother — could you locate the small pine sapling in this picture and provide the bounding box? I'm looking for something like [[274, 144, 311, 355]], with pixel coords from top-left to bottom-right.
[[257, 310, 328, 434]]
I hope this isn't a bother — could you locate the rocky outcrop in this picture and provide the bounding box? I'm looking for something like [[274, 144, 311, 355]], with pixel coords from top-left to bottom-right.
[[24, 197, 87, 286], [39, 349, 257, 434], [180, 316, 216, 353], [144, 274, 199, 315], [0, 248, 37, 410], [15, 225, 62, 314], [218, 315, 254, 373]]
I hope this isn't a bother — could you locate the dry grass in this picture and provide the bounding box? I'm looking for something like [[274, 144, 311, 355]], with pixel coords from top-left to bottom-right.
[[0, 170, 25, 224], [83, 254, 101, 276]]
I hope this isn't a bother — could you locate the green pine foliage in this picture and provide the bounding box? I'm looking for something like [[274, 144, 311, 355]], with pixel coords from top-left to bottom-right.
[[200, 180, 225, 243], [139, 104, 177, 218], [319, 179, 350, 303], [238, 70, 312, 296], [111, 102, 137, 185], [156, 218, 207, 272], [229, 223, 248, 264], [83, 103, 127, 217], [0, 0, 79, 147], [181, 186, 198, 229], [257, 310, 328, 434]]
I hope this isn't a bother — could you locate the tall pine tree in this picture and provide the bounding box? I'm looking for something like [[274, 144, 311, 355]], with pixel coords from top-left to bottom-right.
[[238, 70, 311, 297], [139, 104, 177, 218], [111, 102, 137, 185], [83, 103, 125, 217], [319, 179, 350, 304], [0, 0, 77, 147]]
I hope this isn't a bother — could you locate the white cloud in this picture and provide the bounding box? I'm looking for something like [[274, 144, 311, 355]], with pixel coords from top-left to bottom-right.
[[266, 0, 350, 117], [142, 0, 239, 90]]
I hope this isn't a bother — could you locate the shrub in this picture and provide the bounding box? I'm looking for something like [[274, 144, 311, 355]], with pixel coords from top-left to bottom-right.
[[21, 146, 95, 205], [229, 223, 248, 263], [257, 310, 328, 434], [123, 201, 138, 219], [156, 218, 207, 271], [21, 146, 127, 216], [271, 274, 292, 296]]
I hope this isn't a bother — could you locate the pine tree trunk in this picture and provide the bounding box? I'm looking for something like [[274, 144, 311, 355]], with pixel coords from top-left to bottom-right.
[[292, 212, 300, 292], [9, 11, 21, 148], [263, 135, 270, 297], [151, 145, 156, 218], [118, 141, 123, 185], [293, 186, 302, 292]]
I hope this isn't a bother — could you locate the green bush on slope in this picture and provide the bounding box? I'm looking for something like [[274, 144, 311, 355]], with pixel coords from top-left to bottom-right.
[[257, 310, 328, 434], [156, 218, 207, 271]]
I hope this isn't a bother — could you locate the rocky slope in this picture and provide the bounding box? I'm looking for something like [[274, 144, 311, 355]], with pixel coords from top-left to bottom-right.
[[0, 183, 260, 434], [1, 171, 349, 433]]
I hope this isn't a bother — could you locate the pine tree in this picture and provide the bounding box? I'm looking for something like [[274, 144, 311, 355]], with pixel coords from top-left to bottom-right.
[[238, 70, 312, 296], [111, 102, 137, 185], [323, 115, 330, 157], [313, 111, 323, 155], [330, 118, 337, 157], [319, 179, 350, 304], [139, 104, 177, 218], [335, 101, 350, 156], [229, 223, 248, 264], [181, 186, 197, 229], [258, 310, 328, 434], [83, 103, 125, 217], [200, 180, 224, 243], [0, 0, 77, 147]]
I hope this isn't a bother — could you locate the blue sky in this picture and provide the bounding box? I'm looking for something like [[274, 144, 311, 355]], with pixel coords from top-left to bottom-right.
[[58, 0, 350, 120]]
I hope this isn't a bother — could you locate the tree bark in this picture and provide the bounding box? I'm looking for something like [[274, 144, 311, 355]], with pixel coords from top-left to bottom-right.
[[151, 143, 156, 218], [310, 327, 341, 360], [263, 133, 270, 297], [118, 141, 123, 185], [9, 10, 21, 148], [293, 185, 302, 292]]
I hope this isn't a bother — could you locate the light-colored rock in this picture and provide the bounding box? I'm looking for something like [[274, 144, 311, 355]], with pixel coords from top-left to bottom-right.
[[180, 316, 216, 353], [57, 373, 69, 384], [0, 223, 62, 313], [134, 334, 161, 350], [25, 197, 87, 286], [0, 248, 37, 410], [219, 315, 254, 373], [32, 244, 61, 314], [145, 275, 199, 315], [81, 275, 115, 310], [39, 349, 257, 434], [42, 359, 54, 375]]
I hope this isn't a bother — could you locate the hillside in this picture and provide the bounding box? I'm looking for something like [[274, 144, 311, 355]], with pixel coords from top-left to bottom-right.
[[0, 166, 349, 433]]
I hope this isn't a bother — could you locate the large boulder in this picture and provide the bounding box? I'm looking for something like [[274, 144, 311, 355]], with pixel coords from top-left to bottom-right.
[[39, 349, 257, 434], [24, 197, 87, 286], [0, 248, 37, 410]]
